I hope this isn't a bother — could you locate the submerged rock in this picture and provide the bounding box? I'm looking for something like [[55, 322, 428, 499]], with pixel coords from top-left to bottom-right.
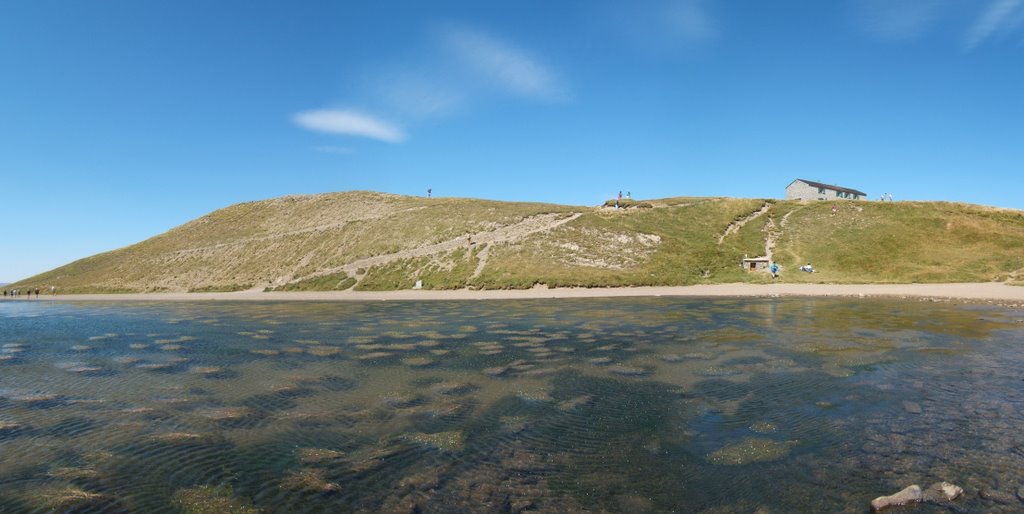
[[280, 468, 341, 493], [406, 431, 465, 452], [430, 381, 477, 396], [482, 366, 508, 377], [608, 365, 649, 376], [0, 420, 26, 438], [48, 466, 101, 481], [870, 485, 922, 511], [922, 482, 963, 503], [979, 488, 1018, 505], [151, 432, 208, 443], [66, 365, 104, 375], [172, 485, 261, 514], [749, 422, 778, 434], [307, 346, 341, 357], [190, 366, 224, 375], [495, 414, 529, 433], [13, 394, 64, 408], [380, 393, 421, 408], [355, 351, 395, 361], [707, 438, 795, 465], [135, 362, 177, 372], [296, 448, 346, 465], [902, 401, 922, 414], [34, 485, 108, 511], [194, 407, 254, 422], [557, 395, 594, 411], [401, 357, 434, 367]]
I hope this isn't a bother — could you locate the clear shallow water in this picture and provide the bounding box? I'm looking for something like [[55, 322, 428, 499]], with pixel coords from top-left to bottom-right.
[[1, 298, 1023, 513]]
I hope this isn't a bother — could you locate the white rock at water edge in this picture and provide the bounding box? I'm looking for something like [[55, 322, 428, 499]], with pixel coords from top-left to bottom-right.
[[870, 485, 922, 512], [871, 482, 964, 511]]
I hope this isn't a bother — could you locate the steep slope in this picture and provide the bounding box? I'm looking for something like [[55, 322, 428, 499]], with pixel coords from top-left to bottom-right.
[[14, 192, 576, 293], [10, 193, 1024, 292]]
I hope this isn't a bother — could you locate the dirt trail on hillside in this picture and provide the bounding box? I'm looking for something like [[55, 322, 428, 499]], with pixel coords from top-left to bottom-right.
[[764, 206, 808, 263], [312, 212, 583, 286], [168, 206, 430, 258], [718, 202, 771, 245]]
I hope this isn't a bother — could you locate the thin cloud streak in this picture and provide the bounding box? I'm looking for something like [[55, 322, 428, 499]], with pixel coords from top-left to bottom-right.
[[292, 109, 406, 143], [664, 0, 717, 41], [855, 0, 948, 41], [442, 26, 567, 101], [377, 74, 465, 118], [965, 0, 1022, 49]]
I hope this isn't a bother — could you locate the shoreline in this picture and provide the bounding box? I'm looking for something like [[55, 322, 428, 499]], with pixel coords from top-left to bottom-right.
[[3, 283, 1024, 303]]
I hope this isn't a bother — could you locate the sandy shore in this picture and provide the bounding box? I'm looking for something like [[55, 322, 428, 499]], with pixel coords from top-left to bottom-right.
[[4, 283, 1024, 303]]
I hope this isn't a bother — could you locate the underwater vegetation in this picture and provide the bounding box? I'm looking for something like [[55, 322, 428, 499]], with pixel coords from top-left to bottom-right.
[[1, 298, 1023, 512]]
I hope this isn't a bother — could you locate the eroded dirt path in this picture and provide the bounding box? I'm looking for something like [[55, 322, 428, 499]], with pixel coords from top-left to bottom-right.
[[765, 205, 809, 263], [314, 212, 583, 287], [718, 202, 771, 245]]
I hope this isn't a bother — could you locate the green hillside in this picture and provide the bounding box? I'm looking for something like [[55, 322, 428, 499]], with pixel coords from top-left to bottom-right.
[[10, 192, 1024, 293]]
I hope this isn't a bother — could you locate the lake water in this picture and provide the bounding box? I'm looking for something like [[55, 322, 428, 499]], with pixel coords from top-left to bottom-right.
[[1, 298, 1023, 513]]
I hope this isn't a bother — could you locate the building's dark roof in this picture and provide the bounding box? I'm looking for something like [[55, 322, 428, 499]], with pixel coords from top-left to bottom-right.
[[793, 179, 866, 197]]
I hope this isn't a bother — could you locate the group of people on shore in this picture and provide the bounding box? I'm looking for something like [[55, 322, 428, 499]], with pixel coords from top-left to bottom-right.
[[3, 287, 47, 298], [768, 261, 816, 279]]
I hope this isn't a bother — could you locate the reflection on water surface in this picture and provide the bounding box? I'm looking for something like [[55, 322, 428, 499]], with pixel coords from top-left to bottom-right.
[[1, 298, 1023, 513]]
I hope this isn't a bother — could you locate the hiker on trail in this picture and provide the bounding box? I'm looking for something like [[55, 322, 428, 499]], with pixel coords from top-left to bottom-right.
[[627, 191, 631, 199], [427, 188, 432, 198], [770, 261, 779, 279], [35, 288, 40, 297], [51, 286, 56, 295]]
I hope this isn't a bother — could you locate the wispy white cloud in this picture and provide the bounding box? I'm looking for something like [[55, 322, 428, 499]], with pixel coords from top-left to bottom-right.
[[292, 109, 406, 143], [376, 73, 465, 118], [855, 0, 949, 41], [441, 25, 567, 101], [313, 146, 355, 154], [965, 0, 1022, 49], [601, 0, 718, 54], [664, 0, 717, 41], [853, 0, 1024, 48], [294, 24, 568, 144]]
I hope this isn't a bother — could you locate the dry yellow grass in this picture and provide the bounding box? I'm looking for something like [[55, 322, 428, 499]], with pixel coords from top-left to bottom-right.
[[10, 192, 1024, 292]]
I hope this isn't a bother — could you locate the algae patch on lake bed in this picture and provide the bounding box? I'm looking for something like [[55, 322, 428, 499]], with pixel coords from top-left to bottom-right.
[[706, 438, 797, 465], [1, 297, 1023, 513]]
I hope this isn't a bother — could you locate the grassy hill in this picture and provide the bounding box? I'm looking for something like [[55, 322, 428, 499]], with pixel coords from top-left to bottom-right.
[[10, 192, 1024, 293]]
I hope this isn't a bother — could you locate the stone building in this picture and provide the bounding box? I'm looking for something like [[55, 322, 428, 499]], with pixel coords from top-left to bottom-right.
[[786, 179, 866, 201], [741, 257, 770, 272]]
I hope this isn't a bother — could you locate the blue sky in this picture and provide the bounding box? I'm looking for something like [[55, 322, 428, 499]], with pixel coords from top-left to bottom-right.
[[2, 0, 1023, 282]]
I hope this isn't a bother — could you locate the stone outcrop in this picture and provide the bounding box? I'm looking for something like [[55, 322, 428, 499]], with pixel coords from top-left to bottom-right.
[[922, 482, 963, 503], [872, 482, 964, 511], [871, 485, 922, 511]]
